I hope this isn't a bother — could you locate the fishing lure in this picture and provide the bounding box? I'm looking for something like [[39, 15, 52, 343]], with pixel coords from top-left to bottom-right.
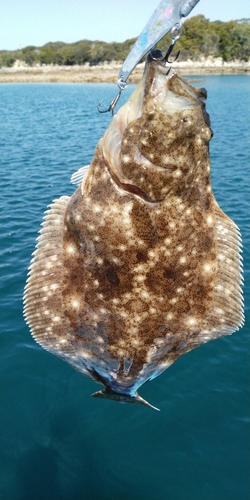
[[98, 0, 200, 114]]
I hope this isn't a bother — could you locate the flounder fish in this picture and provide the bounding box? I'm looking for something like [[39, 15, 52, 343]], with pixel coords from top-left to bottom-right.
[[24, 53, 244, 410]]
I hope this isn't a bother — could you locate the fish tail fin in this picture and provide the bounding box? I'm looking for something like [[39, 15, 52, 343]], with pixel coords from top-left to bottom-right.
[[91, 388, 160, 411]]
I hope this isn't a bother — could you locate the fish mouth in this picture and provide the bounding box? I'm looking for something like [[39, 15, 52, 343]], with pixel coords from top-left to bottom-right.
[[142, 51, 210, 122], [101, 53, 212, 202], [92, 387, 160, 411], [117, 52, 209, 124]]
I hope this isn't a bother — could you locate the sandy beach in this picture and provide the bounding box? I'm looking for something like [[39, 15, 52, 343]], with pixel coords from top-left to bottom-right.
[[0, 57, 249, 84]]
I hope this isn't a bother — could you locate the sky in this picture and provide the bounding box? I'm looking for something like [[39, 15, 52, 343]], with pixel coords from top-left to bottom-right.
[[1, 0, 249, 51]]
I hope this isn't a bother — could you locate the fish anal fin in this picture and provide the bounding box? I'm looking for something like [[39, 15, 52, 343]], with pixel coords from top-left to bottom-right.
[[196, 205, 244, 344]]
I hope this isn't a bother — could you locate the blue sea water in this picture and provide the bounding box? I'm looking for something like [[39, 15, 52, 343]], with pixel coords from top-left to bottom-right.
[[0, 76, 249, 500]]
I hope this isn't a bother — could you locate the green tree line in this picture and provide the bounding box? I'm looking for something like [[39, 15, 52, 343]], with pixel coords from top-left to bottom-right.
[[1, 16, 249, 68]]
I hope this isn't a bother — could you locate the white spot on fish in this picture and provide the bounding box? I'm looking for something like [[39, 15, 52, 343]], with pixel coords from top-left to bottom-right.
[[50, 284, 59, 291], [66, 244, 77, 255], [169, 297, 177, 304], [188, 317, 197, 325], [93, 205, 101, 213], [174, 169, 182, 177], [164, 238, 172, 245], [135, 275, 145, 282], [204, 263, 212, 272], [122, 155, 131, 164]]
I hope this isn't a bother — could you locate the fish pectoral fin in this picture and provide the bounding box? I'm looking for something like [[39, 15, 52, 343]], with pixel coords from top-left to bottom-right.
[[70, 165, 90, 185], [91, 388, 160, 411]]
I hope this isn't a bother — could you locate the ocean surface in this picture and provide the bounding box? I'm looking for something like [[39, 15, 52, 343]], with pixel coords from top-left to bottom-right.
[[0, 76, 249, 500]]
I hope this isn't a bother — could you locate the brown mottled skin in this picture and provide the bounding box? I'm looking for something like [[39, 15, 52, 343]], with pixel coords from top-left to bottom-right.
[[24, 56, 244, 408]]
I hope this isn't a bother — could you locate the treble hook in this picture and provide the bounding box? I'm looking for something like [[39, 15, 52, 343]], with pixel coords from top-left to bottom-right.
[[150, 24, 181, 64], [97, 80, 127, 115], [163, 41, 180, 63]]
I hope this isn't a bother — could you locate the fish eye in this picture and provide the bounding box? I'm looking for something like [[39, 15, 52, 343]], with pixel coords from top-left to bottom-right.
[[182, 118, 188, 123]]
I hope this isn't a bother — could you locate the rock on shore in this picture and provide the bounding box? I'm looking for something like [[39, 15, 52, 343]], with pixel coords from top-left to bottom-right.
[[0, 57, 249, 83]]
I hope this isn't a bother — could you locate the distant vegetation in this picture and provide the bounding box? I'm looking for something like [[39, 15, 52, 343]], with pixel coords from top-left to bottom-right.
[[1, 16, 249, 68]]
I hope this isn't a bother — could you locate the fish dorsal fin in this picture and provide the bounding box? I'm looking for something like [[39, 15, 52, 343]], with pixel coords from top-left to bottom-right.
[[23, 196, 74, 354], [24, 196, 69, 354], [23, 195, 102, 381], [194, 205, 244, 346], [70, 165, 90, 186]]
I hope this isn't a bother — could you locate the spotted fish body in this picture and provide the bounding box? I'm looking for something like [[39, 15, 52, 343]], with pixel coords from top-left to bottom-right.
[[24, 56, 244, 409]]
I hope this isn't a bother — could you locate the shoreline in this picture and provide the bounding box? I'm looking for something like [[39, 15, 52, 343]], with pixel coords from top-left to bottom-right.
[[1, 60, 249, 83]]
